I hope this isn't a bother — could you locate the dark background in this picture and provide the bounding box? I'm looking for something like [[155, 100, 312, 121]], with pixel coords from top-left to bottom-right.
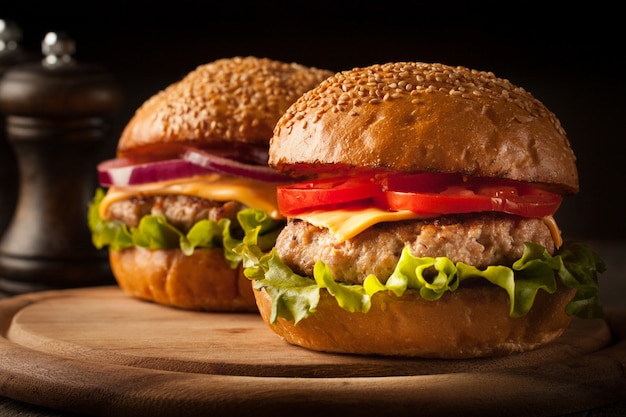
[[3, 1, 624, 240]]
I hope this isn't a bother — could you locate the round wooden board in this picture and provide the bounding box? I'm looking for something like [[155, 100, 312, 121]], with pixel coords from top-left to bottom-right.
[[0, 286, 625, 417]]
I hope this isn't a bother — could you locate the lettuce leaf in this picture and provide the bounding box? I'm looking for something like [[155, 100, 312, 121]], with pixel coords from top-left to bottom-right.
[[238, 229, 605, 324], [87, 188, 282, 269]]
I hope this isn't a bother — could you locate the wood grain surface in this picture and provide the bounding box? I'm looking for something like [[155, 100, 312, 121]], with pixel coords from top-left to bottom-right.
[[1, 286, 625, 417]]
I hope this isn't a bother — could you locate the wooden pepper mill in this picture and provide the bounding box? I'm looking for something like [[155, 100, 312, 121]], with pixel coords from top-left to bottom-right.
[[0, 32, 123, 294], [0, 19, 32, 238]]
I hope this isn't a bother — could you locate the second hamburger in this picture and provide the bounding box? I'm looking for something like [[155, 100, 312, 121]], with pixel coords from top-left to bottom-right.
[[240, 61, 604, 358], [88, 56, 332, 312]]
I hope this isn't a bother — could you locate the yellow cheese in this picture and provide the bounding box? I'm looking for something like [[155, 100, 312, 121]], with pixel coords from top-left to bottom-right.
[[542, 215, 563, 248], [294, 207, 427, 243], [295, 208, 564, 248], [99, 174, 283, 220]]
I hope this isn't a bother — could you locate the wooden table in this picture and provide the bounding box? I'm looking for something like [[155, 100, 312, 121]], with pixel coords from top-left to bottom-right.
[[1, 240, 625, 416]]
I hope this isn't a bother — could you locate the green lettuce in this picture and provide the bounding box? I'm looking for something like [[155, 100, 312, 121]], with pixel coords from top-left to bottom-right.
[[237, 231, 605, 324], [88, 188, 282, 268]]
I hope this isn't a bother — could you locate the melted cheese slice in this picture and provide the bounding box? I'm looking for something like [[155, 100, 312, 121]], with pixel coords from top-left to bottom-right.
[[99, 174, 283, 220], [542, 215, 563, 248], [295, 207, 427, 242], [294, 208, 564, 247]]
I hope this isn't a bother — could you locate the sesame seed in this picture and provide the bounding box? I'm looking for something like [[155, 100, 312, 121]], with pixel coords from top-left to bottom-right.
[[128, 56, 332, 145], [278, 61, 566, 137]]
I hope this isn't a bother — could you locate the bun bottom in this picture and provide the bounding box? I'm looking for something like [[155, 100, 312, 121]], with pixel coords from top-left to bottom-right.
[[110, 247, 257, 312], [253, 283, 576, 358]]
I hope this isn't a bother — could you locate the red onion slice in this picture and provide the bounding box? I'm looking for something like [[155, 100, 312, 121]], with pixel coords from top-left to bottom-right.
[[182, 148, 291, 183], [97, 158, 216, 187]]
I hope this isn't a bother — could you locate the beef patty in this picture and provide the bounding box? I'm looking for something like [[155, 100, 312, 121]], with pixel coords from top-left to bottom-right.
[[275, 213, 556, 285]]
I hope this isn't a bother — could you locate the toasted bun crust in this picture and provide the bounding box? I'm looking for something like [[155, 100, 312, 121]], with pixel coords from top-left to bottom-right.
[[107, 57, 332, 310], [270, 62, 578, 194], [254, 284, 576, 358], [118, 56, 332, 157], [110, 247, 257, 312]]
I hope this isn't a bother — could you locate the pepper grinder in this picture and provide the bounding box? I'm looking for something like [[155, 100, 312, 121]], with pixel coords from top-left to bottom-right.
[[0, 19, 32, 238], [0, 32, 123, 294]]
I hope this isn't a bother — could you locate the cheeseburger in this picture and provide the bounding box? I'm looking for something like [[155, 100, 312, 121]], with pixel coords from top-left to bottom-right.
[[88, 56, 332, 311], [240, 62, 605, 357]]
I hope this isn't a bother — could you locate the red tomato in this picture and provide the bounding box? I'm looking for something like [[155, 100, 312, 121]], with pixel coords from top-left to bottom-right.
[[277, 175, 382, 215], [380, 178, 562, 218], [381, 172, 464, 192], [277, 173, 563, 218]]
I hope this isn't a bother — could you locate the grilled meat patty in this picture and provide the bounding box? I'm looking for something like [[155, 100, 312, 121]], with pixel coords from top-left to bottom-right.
[[275, 213, 556, 285], [104, 195, 245, 235]]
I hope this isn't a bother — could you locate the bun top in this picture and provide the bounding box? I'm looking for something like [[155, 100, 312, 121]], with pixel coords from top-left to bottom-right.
[[270, 62, 579, 194], [117, 56, 333, 158]]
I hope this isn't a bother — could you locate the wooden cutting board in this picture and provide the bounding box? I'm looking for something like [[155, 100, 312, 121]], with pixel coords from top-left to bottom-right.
[[0, 286, 625, 417]]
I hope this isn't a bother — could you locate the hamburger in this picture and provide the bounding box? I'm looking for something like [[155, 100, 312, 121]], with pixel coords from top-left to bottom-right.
[[239, 62, 605, 357], [88, 56, 332, 311]]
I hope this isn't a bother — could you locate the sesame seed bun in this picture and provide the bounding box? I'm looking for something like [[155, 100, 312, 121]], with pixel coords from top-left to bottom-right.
[[250, 61, 593, 358], [270, 62, 578, 194], [110, 248, 256, 312], [254, 283, 576, 358], [118, 56, 334, 159], [101, 56, 333, 312]]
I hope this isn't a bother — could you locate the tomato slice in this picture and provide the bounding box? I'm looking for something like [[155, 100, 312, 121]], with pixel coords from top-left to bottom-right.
[[277, 175, 382, 215], [277, 172, 563, 219], [380, 179, 562, 218], [381, 172, 464, 192]]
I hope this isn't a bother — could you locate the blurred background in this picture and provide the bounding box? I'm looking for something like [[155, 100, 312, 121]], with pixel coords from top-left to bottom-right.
[[2, 0, 624, 241], [1, 5, 625, 415]]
